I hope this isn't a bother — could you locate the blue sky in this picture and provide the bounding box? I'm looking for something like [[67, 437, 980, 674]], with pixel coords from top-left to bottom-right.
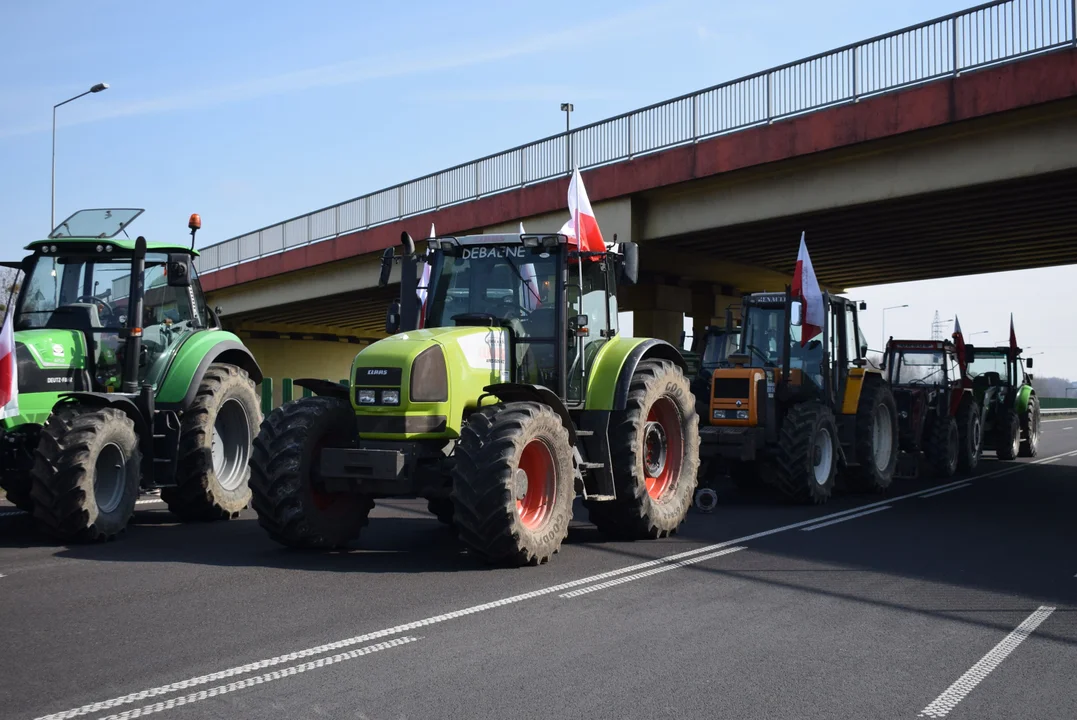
[[3, 0, 1073, 379]]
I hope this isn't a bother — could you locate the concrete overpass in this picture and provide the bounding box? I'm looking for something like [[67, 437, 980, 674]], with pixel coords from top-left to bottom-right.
[[195, 0, 1077, 382]]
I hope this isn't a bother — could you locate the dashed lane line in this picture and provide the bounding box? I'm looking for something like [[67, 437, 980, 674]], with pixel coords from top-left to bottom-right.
[[918, 606, 1055, 718], [919, 483, 973, 498], [96, 636, 422, 720], [32, 446, 1077, 720], [800, 505, 892, 531], [1, 498, 163, 519], [560, 547, 746, 598]]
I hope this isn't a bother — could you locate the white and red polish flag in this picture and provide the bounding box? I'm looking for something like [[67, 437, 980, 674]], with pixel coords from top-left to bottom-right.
[[0, 311, 18, 420], [558, 167, 605, 253], [791, 231, 824, 346]]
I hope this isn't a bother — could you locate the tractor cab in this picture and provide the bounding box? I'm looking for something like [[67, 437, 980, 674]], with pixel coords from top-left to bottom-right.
[[11, 208, 213, 399]]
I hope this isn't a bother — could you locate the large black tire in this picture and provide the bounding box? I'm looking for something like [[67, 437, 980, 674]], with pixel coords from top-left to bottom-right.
[[585, 359, 699, 539], [925, 415, 959, 478], [249, 396, 374, 549], [956, 395, 982, 473], [451, 402, 575, 566], [0, 427, 38, 512], [846, 380, 898, 493], [770, 402, 838, 504], [30, 405, 141, 542], [1019, 395, 1040, 458], [162, 364, 262, 521], [996, 407, 1021, 461]]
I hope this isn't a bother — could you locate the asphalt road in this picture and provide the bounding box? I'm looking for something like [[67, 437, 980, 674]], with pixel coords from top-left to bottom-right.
[[1, 419, 1075, 720]]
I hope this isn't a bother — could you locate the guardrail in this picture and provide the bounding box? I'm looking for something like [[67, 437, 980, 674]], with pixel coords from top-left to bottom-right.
[[195, 0, 1077, 275]]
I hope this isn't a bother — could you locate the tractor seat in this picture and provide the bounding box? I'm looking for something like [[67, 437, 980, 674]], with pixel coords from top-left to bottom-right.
[[973, 372, 1001, 390], [46, 303, 102, 333]]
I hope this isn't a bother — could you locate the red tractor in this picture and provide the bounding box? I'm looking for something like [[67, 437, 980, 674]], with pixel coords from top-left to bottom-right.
[[883, 338, 982, 478]]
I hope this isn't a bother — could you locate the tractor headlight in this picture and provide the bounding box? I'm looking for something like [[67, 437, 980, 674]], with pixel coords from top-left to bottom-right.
[[357, 389, 376, 404], [381, 389, 400, 405], [736, 410, 749, 419], [410, 345, 448, 402]]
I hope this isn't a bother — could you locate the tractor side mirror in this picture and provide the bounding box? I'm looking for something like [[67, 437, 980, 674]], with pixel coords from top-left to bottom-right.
[[789, 300, 803, 326], [860, 343, 868, 359], [167, 253, 192, 287], [859, 301, 867, 310], [1026, 357, 1033, 369], [620, 242, 639, 285], [386, 300, 401, 335], [965, 346, 976, 363], [378, 247, 394, 288]]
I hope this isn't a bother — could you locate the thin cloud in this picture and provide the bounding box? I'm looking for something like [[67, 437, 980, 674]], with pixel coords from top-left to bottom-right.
[[0, 2, 680, 140]]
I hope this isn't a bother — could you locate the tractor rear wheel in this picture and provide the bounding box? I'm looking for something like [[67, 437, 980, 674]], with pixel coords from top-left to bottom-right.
[[771, 402, 838, 504], [249, 396, 374, 549], [1019, 396, 1040, 458], [163, 363, 261, 521], [451, 402, 575, 566], [0, 426, 38, 513], [586, 359, 699, 539], [847, 380, 898, 493], [30, 405, 141, 542], [956, 396, 983, 473], [996, 408, 1021, 461], [926, 415, 960, 477]]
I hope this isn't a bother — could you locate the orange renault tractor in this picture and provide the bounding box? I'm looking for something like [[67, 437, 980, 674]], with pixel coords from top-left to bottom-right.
[[699, 288, 898, 504]]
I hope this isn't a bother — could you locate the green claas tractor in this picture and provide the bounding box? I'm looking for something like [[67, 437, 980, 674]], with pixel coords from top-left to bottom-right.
[[249, 230, 700, 566], [965, 344, 1040, 459], [0, 209, 263, 542]]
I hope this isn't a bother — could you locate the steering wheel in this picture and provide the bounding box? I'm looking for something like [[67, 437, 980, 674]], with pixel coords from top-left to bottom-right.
[[76, 294, 116, 323], [745, 343, 773, 366]]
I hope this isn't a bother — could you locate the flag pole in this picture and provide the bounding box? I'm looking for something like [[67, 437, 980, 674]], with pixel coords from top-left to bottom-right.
[[573, 167, 586, 386]]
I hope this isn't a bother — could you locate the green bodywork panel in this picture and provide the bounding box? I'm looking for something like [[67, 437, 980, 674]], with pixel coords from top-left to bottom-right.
[[154, 329, 248, 404], [1015, 383, 1034, 415], [2, 329, 88, 429], [26, 237, 198, 255], [584, 335, 650, 411], [349, 329, 657, 441]]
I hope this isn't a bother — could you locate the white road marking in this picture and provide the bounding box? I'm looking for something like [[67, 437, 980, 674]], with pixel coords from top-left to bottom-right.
[[0, 498, 163, 519], [0, 509, 24, 517], [97, 636, 421, 720], [560, 547, 746, 598], [35, 447, 1077, 720], [800, 505, 892, 531], [920, 483, 973, 498], [1038, 457, 1060, 465], [918, 606, 1055, 718], [1062, 426, 1073, 430]]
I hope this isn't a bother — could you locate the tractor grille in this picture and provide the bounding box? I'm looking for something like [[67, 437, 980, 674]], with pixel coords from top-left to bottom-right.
[[712, 377, 751, 400]]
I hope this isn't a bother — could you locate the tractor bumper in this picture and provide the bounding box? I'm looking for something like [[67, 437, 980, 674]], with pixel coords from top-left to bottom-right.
[[699, 425, 764, 462], [318, 440, 450, 497]]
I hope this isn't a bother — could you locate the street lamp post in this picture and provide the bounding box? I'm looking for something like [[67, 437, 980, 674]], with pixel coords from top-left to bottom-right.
[[881, 304, 909, 349], [560, 102, 573, 173], [52, 82, 109, 230]]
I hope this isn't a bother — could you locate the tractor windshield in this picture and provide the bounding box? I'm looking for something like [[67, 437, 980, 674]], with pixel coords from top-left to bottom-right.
[[889, 351, 946, 385], [967, 351, 1011, 385], [741, 306, 820, 369], [424, 244, 559, 337]]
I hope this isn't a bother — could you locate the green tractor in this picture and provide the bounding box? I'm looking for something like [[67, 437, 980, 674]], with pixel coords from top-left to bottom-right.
[[965, 344, 1040, 459], [249, 230, 700, 566], [0, 209, 263, 542]]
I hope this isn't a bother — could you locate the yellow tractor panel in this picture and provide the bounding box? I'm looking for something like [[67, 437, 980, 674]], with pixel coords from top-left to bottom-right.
[[841, 367, 867, 416], [709, 367, 765, 427]]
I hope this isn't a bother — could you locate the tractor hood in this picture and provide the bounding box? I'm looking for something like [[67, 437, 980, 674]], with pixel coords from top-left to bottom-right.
[[3, 329, 93, 428], [350, 325, 511, 440]]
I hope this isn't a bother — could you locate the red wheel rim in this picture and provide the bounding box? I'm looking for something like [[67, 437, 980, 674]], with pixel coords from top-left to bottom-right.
[[644, 397, 683, 500], [515, 439, 557, 530]]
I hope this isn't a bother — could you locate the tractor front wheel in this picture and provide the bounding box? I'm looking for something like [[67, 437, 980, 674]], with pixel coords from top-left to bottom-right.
[[926, 415, 960, 477], [1019, 396, 1040, 458], [163, 363, 262, 521], [31, 405, 141, 542], [249, 396, 374, 549], [996, 408, 1021, 461], [957, 396, 983, 473], [451, 402, 575, 566], [847, 380, 898, 493], [772, 402, 838, 504], [586, 359, 699, 539]]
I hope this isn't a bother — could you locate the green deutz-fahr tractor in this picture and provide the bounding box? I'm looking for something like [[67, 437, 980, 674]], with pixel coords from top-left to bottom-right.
[[965, 344, 1040, 459], [250, 230, 700, 566], [0, 209, 263, 542]]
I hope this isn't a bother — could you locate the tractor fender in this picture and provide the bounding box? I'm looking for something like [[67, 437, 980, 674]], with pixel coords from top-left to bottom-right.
[[156, 336, 263, 411], [294, 378, 350, 400], [482, 383, 577, 446], [1015, 385, 1034, 415], [54, 392, 155, 480], [611, 339, 687, 412]]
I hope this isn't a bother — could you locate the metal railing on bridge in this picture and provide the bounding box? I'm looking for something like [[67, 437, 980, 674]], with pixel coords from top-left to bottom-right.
[[196, 0, 1077, 276]]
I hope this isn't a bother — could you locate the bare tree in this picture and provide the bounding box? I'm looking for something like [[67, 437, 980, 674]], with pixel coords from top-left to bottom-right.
[[0, 266, 22, 324]]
